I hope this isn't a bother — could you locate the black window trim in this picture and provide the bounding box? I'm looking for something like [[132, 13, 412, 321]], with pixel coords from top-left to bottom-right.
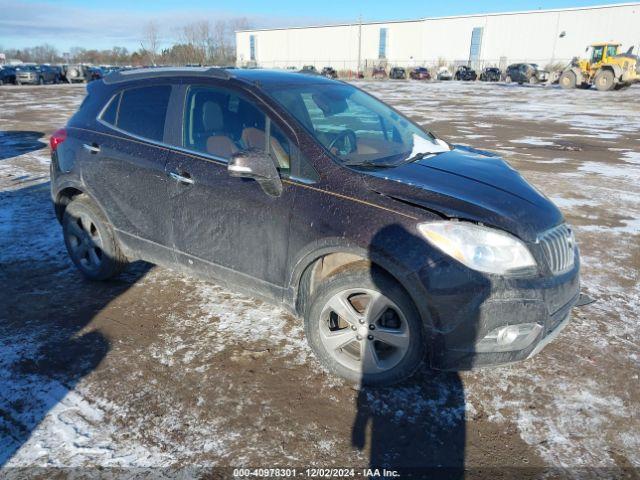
[[94, 79, 318, 182]]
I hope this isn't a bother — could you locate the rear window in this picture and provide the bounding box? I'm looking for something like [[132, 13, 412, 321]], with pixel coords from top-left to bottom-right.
[[100, 85, 171, 142]]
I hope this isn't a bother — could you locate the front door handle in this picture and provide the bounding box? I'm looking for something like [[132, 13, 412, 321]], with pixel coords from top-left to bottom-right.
[[83, 143, 100, 154], [169, 171, 194, 185]]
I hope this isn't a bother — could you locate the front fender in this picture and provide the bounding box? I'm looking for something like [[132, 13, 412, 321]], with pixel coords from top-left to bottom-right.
[[284, 233, 439, 330], [570, 67, 584, 84]]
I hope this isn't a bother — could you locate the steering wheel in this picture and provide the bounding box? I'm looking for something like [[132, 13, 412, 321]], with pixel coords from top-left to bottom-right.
[[327, 129, 357, 155]]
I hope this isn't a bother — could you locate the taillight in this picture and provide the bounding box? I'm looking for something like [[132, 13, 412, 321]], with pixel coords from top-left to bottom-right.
[[50, 128, 67, 151]]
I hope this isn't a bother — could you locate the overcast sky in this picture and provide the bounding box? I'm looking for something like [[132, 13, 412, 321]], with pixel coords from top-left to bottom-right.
[[0, 0, 629, 51]]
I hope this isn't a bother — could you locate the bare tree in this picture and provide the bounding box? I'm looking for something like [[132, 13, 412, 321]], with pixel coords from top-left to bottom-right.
[[4, 16, 249, 67], [142, 21, 161, 65]]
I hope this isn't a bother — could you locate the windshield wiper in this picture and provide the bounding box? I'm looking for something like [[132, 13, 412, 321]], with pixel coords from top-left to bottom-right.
[[343, 152, 433, 168], [402, 152, 432, 164], [342, 157, 405, 167]]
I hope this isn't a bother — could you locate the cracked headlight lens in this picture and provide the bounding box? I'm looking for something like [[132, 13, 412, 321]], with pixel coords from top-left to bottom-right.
[[417, 221, 536, 275]]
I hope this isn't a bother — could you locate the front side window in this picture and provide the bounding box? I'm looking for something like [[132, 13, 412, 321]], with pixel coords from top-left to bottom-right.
[[101, 85, 171, 142], [182, 85, 291, 173], [266, 82, 449, 168], [591, 46, 604, 63], [606, 45, 618, 57]]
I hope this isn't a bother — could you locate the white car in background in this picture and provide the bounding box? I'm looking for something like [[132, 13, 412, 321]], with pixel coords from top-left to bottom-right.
[[437, 67, 452, 80]]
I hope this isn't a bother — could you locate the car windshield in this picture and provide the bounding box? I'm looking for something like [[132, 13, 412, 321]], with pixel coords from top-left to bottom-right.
[[265, 82, 449, 167]]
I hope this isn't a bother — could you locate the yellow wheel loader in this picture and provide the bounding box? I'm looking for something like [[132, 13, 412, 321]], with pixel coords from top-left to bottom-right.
[[559, 42, 640, 91]]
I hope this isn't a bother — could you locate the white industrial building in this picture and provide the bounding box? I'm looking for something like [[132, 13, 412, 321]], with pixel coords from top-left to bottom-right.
[[236, 2, 640, 72]]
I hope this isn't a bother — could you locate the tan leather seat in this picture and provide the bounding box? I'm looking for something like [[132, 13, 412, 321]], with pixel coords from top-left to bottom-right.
[[241, 127, 290, 169], [201, 101, 237, 158], [207, 136, 238, 158]]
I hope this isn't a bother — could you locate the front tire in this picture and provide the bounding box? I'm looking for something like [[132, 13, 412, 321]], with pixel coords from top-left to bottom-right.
[[559, 71, 577, 89], [63, 196, 128, 280], [304, 264, 425, 386]]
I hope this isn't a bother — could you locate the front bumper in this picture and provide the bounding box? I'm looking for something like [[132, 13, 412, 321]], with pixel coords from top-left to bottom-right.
[[419, 250, 580, 370], [16, 75, 37, 84]]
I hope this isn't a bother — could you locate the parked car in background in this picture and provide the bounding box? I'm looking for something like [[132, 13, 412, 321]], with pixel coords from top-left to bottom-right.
[[14, 65, 58, 85], [321, 67, 338, 79], [479, 67, 502, 82], [454, 65, 477, 81], [372, 66, 387, 79], [50, 67, 580, 386], [0, 66, 17, 85], [389, 67, 406, 79], [299, 65, 318, 75], [87, 66, 103, 82], [60, 64, 87, 83], [505, 63, 549, 84], [100, 67, 121, 79], [409, 67, 431, 80], [437, 67, 452, 80], [39, 65, 61, 83]]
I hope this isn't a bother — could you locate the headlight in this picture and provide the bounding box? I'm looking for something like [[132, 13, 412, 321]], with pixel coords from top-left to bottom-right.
[[417, 221, 536, 275]]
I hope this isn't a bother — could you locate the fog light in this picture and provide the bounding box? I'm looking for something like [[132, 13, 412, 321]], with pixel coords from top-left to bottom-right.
[[475, 323, 542, 353]]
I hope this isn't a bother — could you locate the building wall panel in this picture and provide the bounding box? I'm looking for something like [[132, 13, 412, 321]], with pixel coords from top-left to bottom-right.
[[236, 3, 640, 70]]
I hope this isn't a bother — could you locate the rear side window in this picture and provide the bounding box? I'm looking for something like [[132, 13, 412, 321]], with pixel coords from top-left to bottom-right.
[[100, 85, 171, 142], [101, 94, 118, 124]]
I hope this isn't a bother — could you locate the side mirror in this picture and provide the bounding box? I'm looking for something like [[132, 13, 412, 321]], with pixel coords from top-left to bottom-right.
[[228, 149, 283, 197]]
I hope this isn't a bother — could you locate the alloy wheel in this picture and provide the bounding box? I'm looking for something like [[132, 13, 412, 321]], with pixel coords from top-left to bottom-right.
[[66, 212, 104, 273], [318, 288, 410, 375]]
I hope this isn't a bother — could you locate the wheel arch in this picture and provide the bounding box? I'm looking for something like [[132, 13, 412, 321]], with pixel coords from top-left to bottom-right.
[[599, 64, 622, 79], [286, 239, 432, 328], [54, 185, 85, 222]]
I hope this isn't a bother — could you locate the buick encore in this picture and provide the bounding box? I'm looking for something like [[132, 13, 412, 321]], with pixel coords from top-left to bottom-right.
[[50, 68, 580, 385]]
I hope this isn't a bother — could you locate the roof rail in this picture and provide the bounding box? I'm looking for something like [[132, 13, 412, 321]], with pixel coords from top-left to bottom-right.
[[103, 66, 231, 85]]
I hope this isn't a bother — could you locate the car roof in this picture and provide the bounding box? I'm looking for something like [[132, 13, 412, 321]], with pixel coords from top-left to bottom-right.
[[102, 66, 339, 88]]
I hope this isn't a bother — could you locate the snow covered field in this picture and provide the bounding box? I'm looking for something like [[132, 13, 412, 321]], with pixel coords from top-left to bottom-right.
[[0, 81, 638, 477]]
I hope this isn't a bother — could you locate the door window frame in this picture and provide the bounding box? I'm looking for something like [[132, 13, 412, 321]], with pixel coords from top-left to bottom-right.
[[170, 81, 315, 181], [96, 81, 179, 147]]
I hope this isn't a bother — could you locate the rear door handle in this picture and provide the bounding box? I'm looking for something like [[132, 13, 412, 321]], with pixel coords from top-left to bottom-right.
[[169, 171, 194, 185], [83, 143, 100, 154]]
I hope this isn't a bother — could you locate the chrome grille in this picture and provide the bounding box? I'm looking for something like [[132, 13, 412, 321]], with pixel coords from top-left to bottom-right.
[[537, 224, 575, 275]]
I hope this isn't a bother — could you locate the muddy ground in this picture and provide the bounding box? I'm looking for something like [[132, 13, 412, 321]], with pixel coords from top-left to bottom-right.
[[0, 81, 638, 478]]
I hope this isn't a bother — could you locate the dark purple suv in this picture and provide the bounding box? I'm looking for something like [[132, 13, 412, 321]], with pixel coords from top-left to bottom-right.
[[50, 68, 580, 386]]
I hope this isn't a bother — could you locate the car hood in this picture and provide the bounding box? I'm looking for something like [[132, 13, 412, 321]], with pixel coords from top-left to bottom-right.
[[361, 146, 563, 242]]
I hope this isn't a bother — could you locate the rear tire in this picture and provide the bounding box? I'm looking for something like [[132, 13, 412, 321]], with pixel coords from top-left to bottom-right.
[[63, 195, 128, 281], [304, 263, 425, 386], [559, 71, 577, 89], [595, 70, 615, 91]]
